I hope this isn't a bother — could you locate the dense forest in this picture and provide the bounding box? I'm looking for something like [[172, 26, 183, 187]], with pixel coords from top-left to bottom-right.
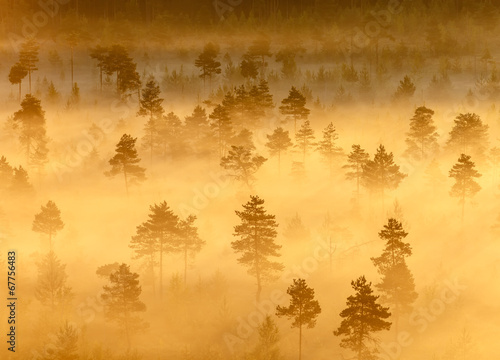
[[0, 1, 499, 360]]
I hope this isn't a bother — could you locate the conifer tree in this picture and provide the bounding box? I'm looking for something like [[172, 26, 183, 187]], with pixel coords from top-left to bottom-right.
[[371, 219, 417, 332], [265, 127, 293, 176], [209, 104, 234, 158], [232, 196, 283, 301], [32, 200, 64, 252], [13, 94, 48, 166], [295, 120, 316, 164], [334, 276, 391, 360], [317, 122, 343, 177], [18, 37, 39, 94], [195, 42, 222, 92], [101, 263, 147, 349], [404, 106, 439, 161], [276, 278, 321, 360], [362, 145, 407, 203], [446, 113, 489, 160], [130, 202, 179, 299], [220, 146, 266, 190], [343, 145, 370, 198], [449, 154, 482, 221], [8, 63, 28, 101], [279, 86, 310, 134], [251, 315, 280, 360], [35, 251, 73, 313], [177, 215, 205, 285], [105, 134, 146, 196]]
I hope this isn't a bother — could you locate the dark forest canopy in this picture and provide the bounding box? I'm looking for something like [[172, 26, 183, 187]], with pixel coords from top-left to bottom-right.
[[0, 0, 497, 32]]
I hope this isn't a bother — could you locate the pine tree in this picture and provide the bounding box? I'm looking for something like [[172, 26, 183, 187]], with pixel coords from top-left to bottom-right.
[[343, 145, 370, 199], [177, 215, 205, 285], [317, 122, 343, 178], [404, 106, 439, 161], [53, 322, 79, 360], [449, 154, 482, 221], [240, 56, 259, 80], [295, 120, 316, 164], [185, 105, 210, 153], [138, 78, 164, 120], [138, 79, 164, 165], [265, 127, 293, 176], [8, 63, 28, 102], [13, 94, 48, 166], [0, 156, 14, 191], [333, 276, 391, 360], [446, 113, 489, 160], [105, 134, 146, 196], [362, 145, 407, 203], [101, 264, 147, 350], [10, 166, 34, 195], [371, 219, 417, 333], [32, 200, 64, 252], [276, 278, 321, 360], [89, 45, 109, 92], [130, 202, 179, 299], [195, 42, 222, 92], [232, 196, 283, 301], [221, 146, 267, 190], [209, 104, 234, 158], [18, 37, 39, 94], [35, 251, 73, 314], [393, 75, 416, 101], [279, 86, 310, 134], [251, 315, 280, 360]]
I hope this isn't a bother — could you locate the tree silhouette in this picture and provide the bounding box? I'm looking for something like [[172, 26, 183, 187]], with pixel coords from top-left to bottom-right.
[[89, 45, 109, 92], [138, 77, 164, 165], [265, 127, 293, 176], [232, 196, 283, 301], [247, 38, 272, 77], [334, 276, 391, 360], [0, 156, 14, 191], [185, 105, 209, 153], [130, 202, 179, 299], [209, 104, 234, 158], [10, 166, 34, 195], [240, 55, 259, 80], [105, 134, 146, 196], [8, 63, 28, 102], [177, 215, 205, 285], [295, 120, 316, 164], [221, 146, 267, 190], [371, 219, 417, 333], [13, 94, 48, 166], [195, 42, 222, 92], [393, 75, 416, 101], [449, 154, 482, 221], [446, 113, 489, 160], [343, 145, 370, 199], [101, 263, 147, 350], [276, 278, 321, 360], [362, 145, 407, 204], [35, 251, 73, 314], [32, 201, 64, 252], [103, 45, 141, 96], [317, 122, 343, 178], [404, 106, 439, 161], [251, 315, 280, 360], [51, 322, 79, 360], [18, 37, 39, 94], [280, 86, 310, 134]]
